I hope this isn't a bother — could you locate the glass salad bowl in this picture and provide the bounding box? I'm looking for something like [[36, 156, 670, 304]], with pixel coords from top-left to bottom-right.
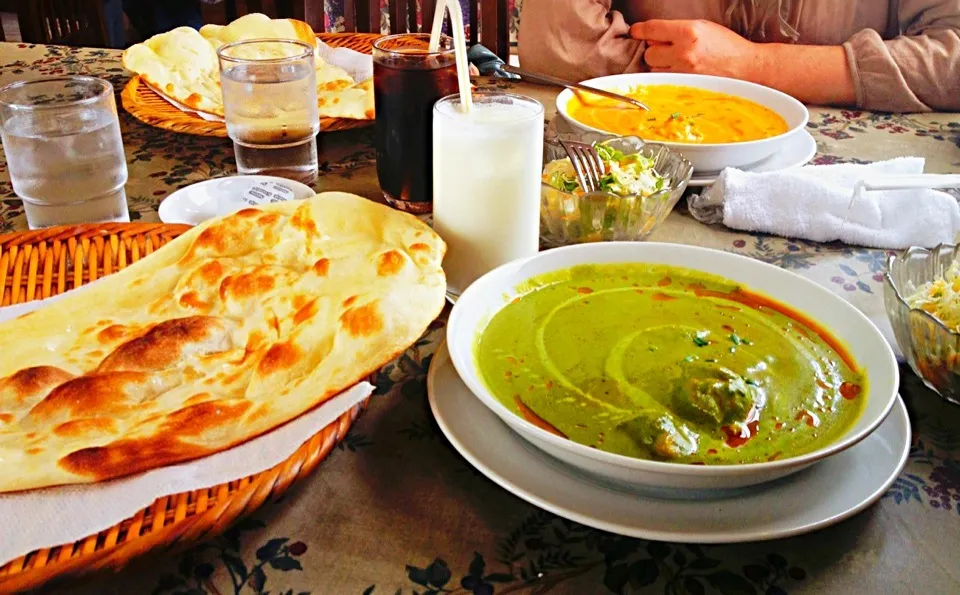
[[884, 243, 960, 405], [540, 118, 693, 248]]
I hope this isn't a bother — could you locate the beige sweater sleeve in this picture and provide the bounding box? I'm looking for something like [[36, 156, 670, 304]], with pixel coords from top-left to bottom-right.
[[517, 0, 645, 80], [844, 0, 960, 112]]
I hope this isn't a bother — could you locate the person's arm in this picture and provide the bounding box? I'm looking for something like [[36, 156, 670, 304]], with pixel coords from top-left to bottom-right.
[[631, 1, 960, 112], [752, 44, 856, 106], [517, 0, 645, 80], [843, 0, 960, 112], [630, 20, 856, 106]]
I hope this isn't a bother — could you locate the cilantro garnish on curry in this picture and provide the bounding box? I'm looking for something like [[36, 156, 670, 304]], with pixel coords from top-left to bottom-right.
[[474, 263, 866, 465]]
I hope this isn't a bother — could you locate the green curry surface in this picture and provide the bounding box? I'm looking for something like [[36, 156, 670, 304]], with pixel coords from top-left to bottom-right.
[[475, 263, 866, 465]]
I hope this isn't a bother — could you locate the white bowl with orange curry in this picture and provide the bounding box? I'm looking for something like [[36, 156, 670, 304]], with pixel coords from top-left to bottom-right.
[[556, 73, 809, 173]]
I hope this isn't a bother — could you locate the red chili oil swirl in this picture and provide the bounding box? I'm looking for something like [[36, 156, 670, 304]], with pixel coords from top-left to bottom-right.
[[513, 396, 567, 439], [722, 420, 760, 448], [839, 382, 862, 400], [687, 284, 859, 373], [794, 409, 820, 428]]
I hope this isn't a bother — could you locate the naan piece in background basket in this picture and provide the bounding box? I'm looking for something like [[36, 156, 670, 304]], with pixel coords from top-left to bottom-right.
[[0, 193, 446, 492], [200, 13, 355, 93], [121, 26, 224, 115], [318, 79, 375, 120], [122, 13, 368, 119], [198, 12, 318, 48]]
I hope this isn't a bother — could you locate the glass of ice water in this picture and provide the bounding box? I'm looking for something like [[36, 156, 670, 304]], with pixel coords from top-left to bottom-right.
[[0, 76, 129, 229], [217, 39, 320, 184]]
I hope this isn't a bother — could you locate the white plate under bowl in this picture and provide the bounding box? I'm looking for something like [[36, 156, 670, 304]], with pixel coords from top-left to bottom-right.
[[158, 175, 315, 225], [428, 345, 910, 543], [556, 73, 809, 173], [688, 129, 817, 187], [446, 242, 899, 492]]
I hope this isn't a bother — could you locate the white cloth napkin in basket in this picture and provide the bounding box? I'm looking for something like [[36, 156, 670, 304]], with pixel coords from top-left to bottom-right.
[[688, 157, 960, 249]]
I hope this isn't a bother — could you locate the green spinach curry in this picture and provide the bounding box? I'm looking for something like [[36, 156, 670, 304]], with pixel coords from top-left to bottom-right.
[[475, 263, 866, 465]]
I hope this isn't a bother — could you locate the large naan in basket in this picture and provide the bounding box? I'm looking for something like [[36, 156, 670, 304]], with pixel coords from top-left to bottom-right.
[[0, 193, 446, 492]]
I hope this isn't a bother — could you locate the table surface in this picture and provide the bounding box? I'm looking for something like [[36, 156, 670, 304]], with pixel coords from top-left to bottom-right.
[[1, 42, 959, 595]]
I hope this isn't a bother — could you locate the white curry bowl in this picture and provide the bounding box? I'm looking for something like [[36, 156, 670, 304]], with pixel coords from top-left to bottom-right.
[[446, 242, 899, 493], [556, 73, 809, 173]]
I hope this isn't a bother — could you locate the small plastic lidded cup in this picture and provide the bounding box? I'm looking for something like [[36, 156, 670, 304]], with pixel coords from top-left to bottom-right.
[[217, 38, 320, 184], [0, 76, 129, 229]]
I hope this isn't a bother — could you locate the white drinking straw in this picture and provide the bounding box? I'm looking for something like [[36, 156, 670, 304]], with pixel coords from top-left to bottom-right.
[[428, 0, 473, 113]]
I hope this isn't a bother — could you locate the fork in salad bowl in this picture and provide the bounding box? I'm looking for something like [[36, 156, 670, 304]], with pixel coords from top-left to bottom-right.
[[559, 139, 605, 193]]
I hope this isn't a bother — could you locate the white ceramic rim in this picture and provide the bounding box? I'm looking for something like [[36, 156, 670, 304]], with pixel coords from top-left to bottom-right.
[[157, 175, 316, 225], [428, 344, 912, 543], [555, 73, 810, 149], [687, 130, 817, 186], [446, 242, 900, 478]]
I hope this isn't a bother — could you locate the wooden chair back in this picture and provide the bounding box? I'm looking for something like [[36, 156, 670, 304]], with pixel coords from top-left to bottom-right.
[[223, 1, 328, 32], [223, 1, 301, 21], [16, 0, 109, 46], [345, 0, 509, 61], [0, 0, 10, 41], [217, 1, 510, 60]]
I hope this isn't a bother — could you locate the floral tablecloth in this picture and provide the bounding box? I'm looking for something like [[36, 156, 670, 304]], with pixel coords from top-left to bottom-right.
[[1, 43, 959, 595]]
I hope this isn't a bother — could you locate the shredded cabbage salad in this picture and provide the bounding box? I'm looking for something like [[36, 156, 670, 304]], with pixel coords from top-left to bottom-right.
[[543, 143, 668, 198], [906, 261, 960, 331]]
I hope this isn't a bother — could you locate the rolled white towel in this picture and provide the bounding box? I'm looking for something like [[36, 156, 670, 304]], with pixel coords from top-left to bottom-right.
[[690, 157, 960, 249]]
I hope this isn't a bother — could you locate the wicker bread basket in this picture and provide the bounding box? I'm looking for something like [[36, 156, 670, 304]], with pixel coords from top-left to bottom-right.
[[0, 223, 370, 593]]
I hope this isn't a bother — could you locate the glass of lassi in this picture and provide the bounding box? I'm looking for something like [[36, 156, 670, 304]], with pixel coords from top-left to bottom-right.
[[432, 91, 545, 297]]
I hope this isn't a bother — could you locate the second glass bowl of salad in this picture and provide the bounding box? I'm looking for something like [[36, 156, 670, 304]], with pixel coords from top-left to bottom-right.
[[541, 119, 693, 247], [885, 243, 960, 405]]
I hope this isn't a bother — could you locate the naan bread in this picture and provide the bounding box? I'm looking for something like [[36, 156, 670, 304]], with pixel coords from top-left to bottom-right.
[[0, 193, 446, 492], [201, 14, 355, 92], [318, 79, 375, 120], [316, 63, 356, 92], [198, 13, 317, 49], [122, 14, 369, 119], [121, 26, 223, 115]]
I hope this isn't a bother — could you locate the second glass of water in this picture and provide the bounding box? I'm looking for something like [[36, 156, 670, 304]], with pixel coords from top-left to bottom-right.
[[217, 39, 320, 184], [0, 76, 129, 229]]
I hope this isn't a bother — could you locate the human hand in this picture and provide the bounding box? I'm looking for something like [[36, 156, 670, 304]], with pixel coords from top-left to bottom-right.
[[630, 20, 761, 81]]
